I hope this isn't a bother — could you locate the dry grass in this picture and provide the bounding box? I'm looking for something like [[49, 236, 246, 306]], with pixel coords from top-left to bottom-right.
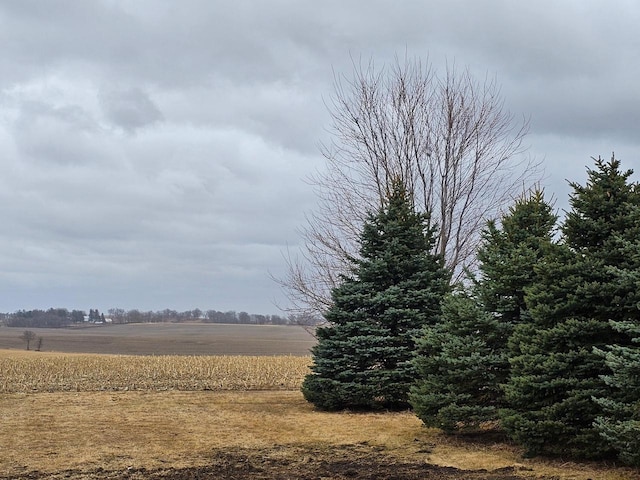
[[0, 349, 311, 392], [1, 390, 636, 479], [0, 349, 637, 479], [0, 390, 426, 475]]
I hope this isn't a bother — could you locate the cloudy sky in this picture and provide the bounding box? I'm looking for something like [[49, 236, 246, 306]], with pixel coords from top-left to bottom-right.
[[1, 1, 639, 315]]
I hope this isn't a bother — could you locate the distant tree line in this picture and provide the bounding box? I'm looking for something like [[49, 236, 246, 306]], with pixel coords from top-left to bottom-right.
[[0, 307, 320, 328], [3, 308, 84, 328], [105, 308, 317, 326]]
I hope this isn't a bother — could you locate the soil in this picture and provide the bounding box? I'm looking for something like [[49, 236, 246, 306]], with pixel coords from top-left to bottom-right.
[[0, 444, 548, 480]]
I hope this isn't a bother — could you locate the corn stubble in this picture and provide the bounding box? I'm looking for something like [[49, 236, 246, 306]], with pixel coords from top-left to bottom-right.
[[0, 352, 311, 393]]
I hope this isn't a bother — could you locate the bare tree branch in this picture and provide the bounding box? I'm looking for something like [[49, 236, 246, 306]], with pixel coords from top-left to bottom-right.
[[278, 55, 540, 315]]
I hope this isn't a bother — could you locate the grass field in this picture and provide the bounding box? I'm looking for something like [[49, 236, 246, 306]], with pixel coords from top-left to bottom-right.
[[0, 348, 637, 479]]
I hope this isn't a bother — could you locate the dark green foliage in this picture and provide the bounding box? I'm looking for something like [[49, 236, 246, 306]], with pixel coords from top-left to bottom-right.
[[564, 157, 640, 256], [411, 189, 556, 432], [591, 192, 640, 465], [502, 156, 640, 459], [410, 290, 510, 432], [594, 321, 640, 466], [476, 189, 558, 327], [302, 181, 450, 411]]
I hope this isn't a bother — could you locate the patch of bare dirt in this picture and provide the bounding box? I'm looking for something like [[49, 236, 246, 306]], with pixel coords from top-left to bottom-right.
[[0, 444, 549, 480]]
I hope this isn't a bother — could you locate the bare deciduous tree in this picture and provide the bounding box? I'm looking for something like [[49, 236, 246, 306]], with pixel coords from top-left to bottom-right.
[[280, 56, 539, 315], [21, 330, 37, 350]]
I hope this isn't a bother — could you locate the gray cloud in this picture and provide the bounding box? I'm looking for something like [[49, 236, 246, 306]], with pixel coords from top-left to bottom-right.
[[0, 0, 639, 313], [100, 87, 163, 132]]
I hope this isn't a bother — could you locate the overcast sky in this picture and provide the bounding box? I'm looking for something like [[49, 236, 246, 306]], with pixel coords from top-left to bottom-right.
[[1, 1, 639, 315]]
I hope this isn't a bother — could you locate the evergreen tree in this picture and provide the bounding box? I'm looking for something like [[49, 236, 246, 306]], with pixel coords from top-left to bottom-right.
[[411, 190, 556, 431], [476, 189, 558, 327], [302, 180, 450, 410], [594, 321, 640, 466], [592, 197, 640, 465], [502, 156, 640, 458], [410, 289, 509, 432]]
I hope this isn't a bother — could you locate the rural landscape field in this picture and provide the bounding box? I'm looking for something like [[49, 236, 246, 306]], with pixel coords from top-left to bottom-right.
[[0, 323, 317, 356], [0, 324, 636, 479]]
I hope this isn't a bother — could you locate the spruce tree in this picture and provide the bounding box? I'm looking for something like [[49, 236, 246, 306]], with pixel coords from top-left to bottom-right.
[[476, 190, 558, 327], [594, 321, 640, 466], [302, 180, 450, 410], [592, 195, 640, 465], [410, 289, 509, 432], [411, 190, 556, 432], [502, 156, 640, 458]]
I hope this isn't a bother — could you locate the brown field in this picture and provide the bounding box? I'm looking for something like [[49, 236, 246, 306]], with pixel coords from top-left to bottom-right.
[[0, 322, 317, 356], [0, 350, 637, 479]]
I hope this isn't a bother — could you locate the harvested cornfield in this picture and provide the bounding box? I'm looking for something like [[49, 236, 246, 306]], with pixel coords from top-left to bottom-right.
[[0, 350, 312, 393]]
